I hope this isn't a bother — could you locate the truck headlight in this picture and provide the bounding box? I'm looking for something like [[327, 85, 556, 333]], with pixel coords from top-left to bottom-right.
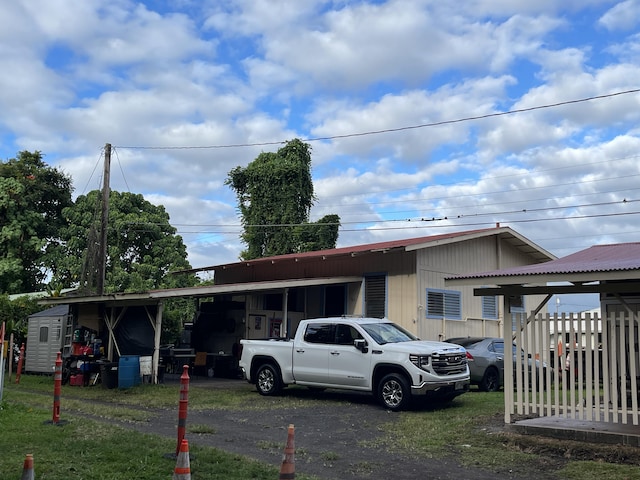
[[410, 354, 431, 371]]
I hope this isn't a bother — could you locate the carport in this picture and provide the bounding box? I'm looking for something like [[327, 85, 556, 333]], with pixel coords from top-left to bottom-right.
[[446, 243, 640, 444], [39, 276, 362, 383]]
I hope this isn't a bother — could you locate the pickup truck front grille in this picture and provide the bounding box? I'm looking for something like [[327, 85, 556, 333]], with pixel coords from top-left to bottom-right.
[[431, 352, 467, 375]]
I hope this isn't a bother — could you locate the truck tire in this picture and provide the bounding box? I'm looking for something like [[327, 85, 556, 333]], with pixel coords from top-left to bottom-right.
[[378, 373, 411, 411], [256, 363, 282, 396]]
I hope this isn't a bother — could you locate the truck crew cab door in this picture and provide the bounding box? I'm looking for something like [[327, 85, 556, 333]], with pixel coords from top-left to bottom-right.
[[326, 323, 371, 388], [292, 322, 332, 384]]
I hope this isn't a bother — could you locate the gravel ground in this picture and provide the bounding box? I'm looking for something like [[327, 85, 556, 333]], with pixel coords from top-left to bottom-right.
[[90, 376, 562, 480]]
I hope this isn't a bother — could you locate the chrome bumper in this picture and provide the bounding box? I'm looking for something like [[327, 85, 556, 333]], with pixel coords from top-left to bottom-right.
[[411, 378, 470, 396]]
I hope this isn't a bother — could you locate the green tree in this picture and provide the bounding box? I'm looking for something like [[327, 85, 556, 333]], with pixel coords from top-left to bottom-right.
[[57, 190, 197, 294], [0, 294, 41, 350], [0, 151, 73, 294], [225, 139, 340, 260]]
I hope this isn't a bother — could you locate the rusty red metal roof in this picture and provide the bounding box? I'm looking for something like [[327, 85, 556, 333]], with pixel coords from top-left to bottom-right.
[[209, 226, 553, 271], [215, 227, 493, 269], [450, 242, 640, 280]]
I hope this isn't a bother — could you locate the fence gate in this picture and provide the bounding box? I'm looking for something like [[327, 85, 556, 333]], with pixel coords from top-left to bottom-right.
[[505, 313, 639, 426]]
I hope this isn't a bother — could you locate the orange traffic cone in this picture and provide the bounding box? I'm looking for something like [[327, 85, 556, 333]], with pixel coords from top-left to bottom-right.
[[279, 424, 295, 479], [172, 439, 191, 480], [21, 454, 35, 480]]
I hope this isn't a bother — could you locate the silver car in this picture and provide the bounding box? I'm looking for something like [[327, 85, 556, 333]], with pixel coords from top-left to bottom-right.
[[445, 337, 550, 392]]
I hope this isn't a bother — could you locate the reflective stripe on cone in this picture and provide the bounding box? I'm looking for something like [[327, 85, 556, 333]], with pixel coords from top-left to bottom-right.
[[21, 454, 35, 480], [172, 439, 191, 480]]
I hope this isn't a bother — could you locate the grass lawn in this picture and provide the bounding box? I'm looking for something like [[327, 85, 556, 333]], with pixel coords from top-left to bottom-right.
[[0, 375, 315, 480], [2, 375, 640, 479]]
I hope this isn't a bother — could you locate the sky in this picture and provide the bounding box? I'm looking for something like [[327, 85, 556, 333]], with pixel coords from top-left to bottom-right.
[[1, 1, 639, 312]]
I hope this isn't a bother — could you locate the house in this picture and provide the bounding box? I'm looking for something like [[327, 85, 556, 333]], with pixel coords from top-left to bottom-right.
[[207, 225, 554, 341], [445, 242, 640, 444], [39, 226, 553, 381]]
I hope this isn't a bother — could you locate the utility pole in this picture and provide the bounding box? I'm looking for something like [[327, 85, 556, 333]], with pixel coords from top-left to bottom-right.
[[97, 143, 111, 296]]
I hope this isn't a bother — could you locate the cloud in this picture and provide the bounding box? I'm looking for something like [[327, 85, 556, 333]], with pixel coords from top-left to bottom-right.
[[1, 0, 638, 278], [599, 0, 640, 31]]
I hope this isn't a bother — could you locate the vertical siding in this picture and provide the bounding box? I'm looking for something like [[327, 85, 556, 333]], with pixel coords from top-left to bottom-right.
[[416, 236, 548, 340], [385, 257, 418, 332], [215, 234, 547, 340]]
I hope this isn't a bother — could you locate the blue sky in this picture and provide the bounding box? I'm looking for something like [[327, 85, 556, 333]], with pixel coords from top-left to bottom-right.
[[1, 1, 640, 312]]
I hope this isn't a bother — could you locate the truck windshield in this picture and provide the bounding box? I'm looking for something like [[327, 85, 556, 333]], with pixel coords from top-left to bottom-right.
[[360, 322, 417, 345]]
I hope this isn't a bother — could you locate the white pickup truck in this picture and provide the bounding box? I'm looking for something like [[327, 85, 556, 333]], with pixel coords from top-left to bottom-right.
[[239, 317, 470, 410]]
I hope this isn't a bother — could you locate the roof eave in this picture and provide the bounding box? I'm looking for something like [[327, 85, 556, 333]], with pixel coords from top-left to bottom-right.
[[447, 269, 640, 287]]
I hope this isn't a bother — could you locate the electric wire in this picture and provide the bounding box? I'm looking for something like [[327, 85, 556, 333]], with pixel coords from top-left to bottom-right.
[[113, 89, 640, 150]]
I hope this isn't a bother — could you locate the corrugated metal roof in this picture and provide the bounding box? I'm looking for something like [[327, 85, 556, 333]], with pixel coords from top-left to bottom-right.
[[228, 228, 496, 266], [449, 243, 640, 281], [40, 276, 363, 305], [207, 226, 554, 271]]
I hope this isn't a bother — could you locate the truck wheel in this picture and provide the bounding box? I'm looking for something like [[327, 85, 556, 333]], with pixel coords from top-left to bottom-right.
[[378, 373, 411, 411], [256, 364, 282, 396]]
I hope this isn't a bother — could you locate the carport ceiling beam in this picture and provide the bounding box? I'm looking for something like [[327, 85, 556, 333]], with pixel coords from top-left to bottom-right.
[[475, 282, 640, 296]]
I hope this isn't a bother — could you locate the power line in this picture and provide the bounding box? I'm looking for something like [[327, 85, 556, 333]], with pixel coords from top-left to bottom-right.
[[113, 89, 640, 150], [120, 202, 640, 236]]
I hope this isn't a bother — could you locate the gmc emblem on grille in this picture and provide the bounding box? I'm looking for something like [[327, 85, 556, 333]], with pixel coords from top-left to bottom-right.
[[449, 356, 461, 362]]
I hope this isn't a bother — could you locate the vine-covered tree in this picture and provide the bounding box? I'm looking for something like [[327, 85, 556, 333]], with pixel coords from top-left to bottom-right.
[[225, 139, 340, 260], [0, 151, 73, 294]]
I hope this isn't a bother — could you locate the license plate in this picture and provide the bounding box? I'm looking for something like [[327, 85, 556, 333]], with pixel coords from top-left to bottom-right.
[[455, 381, 467, 390]]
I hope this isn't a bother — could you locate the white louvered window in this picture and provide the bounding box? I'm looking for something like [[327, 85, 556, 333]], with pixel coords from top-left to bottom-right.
[[365, 274, 387, 318], [426, 289, 462, 320], [482, 295, 499, 320]]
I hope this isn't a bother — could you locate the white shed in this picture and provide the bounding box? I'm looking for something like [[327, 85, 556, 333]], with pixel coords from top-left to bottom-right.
[[25, 305, 70, 374]]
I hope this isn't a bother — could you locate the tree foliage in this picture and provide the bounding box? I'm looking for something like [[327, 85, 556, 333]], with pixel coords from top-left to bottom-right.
[[57, 190, 196, 294], [226, 139, 340, 260], [0, 151, 73, 294], [1, 151, 198, 346], [0, 294, 42, 348]]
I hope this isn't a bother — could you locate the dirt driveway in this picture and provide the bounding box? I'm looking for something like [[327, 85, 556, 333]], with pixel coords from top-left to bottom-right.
[[103, 376, 559, 480]]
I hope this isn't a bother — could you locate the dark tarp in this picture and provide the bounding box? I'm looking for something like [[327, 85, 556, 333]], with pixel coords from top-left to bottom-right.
[[114, 306, 155, 356]]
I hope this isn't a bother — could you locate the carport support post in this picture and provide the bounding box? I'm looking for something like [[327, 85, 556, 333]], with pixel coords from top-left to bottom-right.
[[282, 288, 289, 338], [152, 301, 163, 384], [503, 297, 513, 423]]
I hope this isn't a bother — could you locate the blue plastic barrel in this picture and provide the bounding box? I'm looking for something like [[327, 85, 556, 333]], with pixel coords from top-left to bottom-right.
[[118, 355, 141, 388]]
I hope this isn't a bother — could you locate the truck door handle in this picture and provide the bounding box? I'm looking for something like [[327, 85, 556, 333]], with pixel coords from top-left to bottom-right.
[[296, 349, 305, 353], [330, 351, 340, 356], [497, 356, 503, 361]]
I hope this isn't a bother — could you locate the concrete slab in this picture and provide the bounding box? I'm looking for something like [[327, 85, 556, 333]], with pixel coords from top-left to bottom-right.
[[510, 415, 640, 447]]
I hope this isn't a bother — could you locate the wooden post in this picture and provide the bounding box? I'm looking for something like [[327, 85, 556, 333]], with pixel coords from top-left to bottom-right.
[[8, 333, 14, 381], [97, 143, 111, 296]]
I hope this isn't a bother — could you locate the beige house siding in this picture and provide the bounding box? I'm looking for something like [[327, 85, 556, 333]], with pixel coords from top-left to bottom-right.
[[415, 236, 549, 340], [213, 230, 550, 340], [384, 252, 418, 333]]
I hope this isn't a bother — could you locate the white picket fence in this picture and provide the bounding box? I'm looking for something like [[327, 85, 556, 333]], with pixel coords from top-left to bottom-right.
[[505, 313, 639, 426]]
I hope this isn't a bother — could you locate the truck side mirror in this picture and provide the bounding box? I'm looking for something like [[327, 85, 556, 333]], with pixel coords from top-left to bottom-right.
[[354, 339, 368, 353]]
